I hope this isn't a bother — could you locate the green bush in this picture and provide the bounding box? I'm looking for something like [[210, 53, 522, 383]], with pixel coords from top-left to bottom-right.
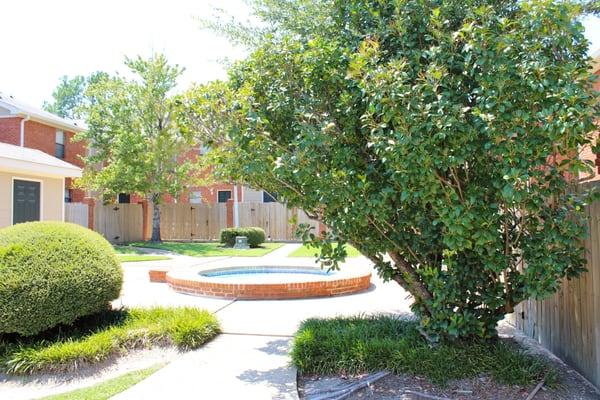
[[220, 227, 266, 248], [0, 222, 123, 336]]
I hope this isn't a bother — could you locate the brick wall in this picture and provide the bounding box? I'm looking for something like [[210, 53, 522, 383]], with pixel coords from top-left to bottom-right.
[[184, 183, 243, 204], [163, 269, 372, 299], [0, 117, 21, 145], [170, 149, 244, 204]]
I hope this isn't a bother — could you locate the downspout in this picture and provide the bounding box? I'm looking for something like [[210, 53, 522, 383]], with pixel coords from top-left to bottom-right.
[[233, 184, 240, 228], [20, 114, 30, 146]]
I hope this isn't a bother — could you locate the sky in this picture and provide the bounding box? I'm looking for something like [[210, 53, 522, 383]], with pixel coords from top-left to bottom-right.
[[0, 1, 599, 108]]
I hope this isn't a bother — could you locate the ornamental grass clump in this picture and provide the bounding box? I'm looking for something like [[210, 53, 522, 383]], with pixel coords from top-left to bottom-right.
[[291, 316, 557, 386], [0, 307, 220, 374]]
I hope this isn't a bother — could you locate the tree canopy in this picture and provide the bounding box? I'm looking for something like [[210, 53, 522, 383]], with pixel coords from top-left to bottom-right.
[[78, 54, 198, 241], [43, 72, 108, 120], [193, 0, 600, 339]]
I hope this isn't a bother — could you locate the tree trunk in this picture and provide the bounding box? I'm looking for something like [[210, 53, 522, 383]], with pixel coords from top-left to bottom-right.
[[151, 199, 161, 242]]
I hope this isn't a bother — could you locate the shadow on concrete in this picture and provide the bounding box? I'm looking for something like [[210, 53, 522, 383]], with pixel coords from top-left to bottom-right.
[[257, 338, 291, 356], [237, 365, 297, 400]]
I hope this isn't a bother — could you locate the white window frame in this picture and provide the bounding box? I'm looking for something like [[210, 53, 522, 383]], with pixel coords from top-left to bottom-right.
[[55, 130, 65, 144], [11, 176, 44, 225], [55, 130, 65, 158]]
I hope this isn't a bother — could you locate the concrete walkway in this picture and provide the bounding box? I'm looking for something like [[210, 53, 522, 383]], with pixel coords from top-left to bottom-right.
[[111, 243, 410, 399], [112, 334, 297, 400]]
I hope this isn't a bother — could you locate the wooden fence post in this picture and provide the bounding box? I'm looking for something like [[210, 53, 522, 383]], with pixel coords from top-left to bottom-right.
[[226, 199, 234, 228], [318, 222, 326, 237], [82, 198, 96, 230], [140, 200, 151, 241]]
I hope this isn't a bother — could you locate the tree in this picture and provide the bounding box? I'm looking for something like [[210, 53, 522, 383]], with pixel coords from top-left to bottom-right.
[[43, 72, 108, 119], [78, 54, 197, 242], [194, 0, 600, 340], [199, 0, 338, 48]]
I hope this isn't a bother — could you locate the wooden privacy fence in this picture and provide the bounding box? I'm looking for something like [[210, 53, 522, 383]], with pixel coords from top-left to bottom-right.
[[160, 203, 227, 241], [64, 203, 88, 228], [238, 203, 319, 241], [160, 202, 320, 241], [94, 203, 144, 243], [515, 190, 600, 388], [86, 201, 320, 243]]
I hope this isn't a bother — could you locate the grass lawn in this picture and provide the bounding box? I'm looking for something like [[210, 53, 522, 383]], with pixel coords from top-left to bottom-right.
[[129, 241, 284, 257], [113, 246, 171, 263], [291, 315, 557, 386], [116, 254, 171, 263], [288, 243, 361, 257], [40, 364, 163, 400], [0, 307, 220, 375]]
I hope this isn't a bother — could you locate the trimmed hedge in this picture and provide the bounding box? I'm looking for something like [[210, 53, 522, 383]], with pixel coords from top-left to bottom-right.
[[0, 222, 123, 336], [220, 227, 266, 248]]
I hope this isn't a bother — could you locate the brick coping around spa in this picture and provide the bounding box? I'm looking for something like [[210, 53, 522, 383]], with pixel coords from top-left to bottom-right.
[[156, 265, 372, 300]]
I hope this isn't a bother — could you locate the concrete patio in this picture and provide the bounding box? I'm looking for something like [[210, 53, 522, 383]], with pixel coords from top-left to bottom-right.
[[113, 243, 412, 399], [117, 243, 411, 336]]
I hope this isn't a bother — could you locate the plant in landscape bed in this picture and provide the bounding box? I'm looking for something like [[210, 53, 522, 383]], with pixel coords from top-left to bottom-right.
[[220, 227, 266, 247], [0, 222, 122, 336], [0, 307, 220, 374], [291, 316, 557, 386], [189, 0, 600, 340]]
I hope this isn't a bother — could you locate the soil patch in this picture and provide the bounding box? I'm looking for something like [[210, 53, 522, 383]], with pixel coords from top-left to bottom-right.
[[299, 368, 600, 400]]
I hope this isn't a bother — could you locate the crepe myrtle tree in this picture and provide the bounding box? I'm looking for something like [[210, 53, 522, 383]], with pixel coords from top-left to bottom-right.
[[78, 54, 198, 242], [192, 0, 600, 340]]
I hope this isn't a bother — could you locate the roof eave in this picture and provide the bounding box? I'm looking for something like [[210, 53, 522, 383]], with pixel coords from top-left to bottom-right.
[[14, 111, 87, 133], [0, 156, 82, 178]]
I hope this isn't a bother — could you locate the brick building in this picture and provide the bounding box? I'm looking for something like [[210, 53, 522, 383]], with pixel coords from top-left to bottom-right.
[[0, 93, 87, 202], [0, 93, 277, 206]]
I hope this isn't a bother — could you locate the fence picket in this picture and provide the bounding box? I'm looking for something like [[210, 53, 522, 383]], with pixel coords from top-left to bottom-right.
[[64, 203, 88, 227], [515, 183, 600, 388]]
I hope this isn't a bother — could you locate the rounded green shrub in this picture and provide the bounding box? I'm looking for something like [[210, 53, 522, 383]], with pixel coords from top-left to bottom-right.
[[0, 222, 123, 336], [220, 227, 266, 248]]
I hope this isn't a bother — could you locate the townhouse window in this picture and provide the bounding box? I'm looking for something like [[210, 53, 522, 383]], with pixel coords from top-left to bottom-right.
[[217, 190, 232, 203], [55, 131, 65, 159], [118, 193, 131, 204], [64, 188, 72, 203], [189, 191, 202, 204], [263, 191, 277, 203]]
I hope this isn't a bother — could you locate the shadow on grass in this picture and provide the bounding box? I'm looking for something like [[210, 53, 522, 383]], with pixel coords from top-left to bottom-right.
[[0, 309, 129, 346]]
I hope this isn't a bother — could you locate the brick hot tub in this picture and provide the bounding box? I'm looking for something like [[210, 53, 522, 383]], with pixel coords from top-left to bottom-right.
[[157, 265, 372, 300]]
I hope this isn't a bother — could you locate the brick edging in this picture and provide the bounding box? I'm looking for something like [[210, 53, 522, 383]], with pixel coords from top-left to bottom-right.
[[162, 271, 371, 300], [148, 268, 169, 283]]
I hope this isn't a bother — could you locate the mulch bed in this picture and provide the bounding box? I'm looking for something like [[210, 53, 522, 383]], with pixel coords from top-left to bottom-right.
[[299, 361, 600, 400]]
